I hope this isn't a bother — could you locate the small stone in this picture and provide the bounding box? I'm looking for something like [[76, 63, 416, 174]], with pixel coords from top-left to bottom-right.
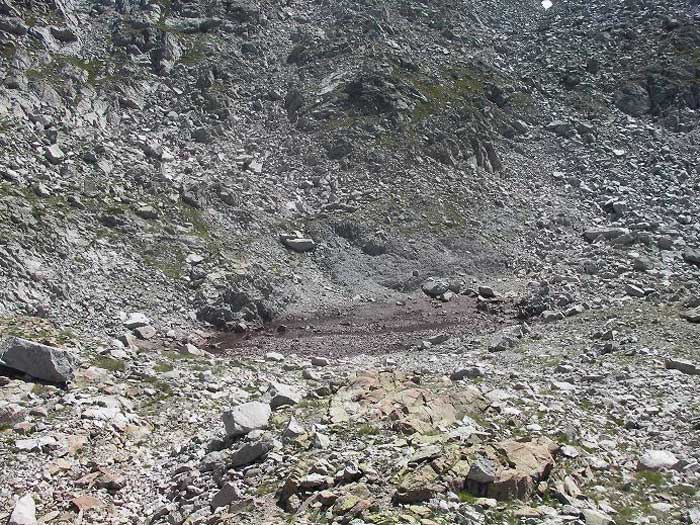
[[283, 417, 305, 440], [681, 307, 700, 323], [683, 249, 700, 267], [134, 325, 157, 340], [281, 234, 316, 252], [625, 284, 646, 298], [314, 432, 330, 449], [265, 352, 285, 362], [8, 494, 36, 525], [665, 358, 699, 375], [211, 482, 241, 510], [450, 367, 483, 381], [560, 445, 579, 458], [182, 343, 205, 356], [124, 313, 150, 329], [582, 508, 614, 525], [478, 285, 496, 298], [268, 382, 304, 408], [135, 205, 159, 220], [311, 356, 329, 367], [421, 279, 449, 298], [45, 144, 65, 164], [71, 495, 103, 512], [638, 449, 678, 471], [230, 439, 273, 468]]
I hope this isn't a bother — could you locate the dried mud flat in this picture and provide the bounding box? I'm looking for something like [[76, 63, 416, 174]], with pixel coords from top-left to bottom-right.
[[211, 295, 507, 359]]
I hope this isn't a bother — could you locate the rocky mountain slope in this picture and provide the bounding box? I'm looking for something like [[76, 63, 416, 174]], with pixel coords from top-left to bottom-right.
[[1, 0, 700, 524]]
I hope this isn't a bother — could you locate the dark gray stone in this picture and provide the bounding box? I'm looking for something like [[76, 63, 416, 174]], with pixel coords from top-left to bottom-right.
[[0, 337, 78, 384]]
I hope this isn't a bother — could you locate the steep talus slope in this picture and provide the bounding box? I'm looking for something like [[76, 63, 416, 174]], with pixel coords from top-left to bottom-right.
[[0, 0, 560, 336]]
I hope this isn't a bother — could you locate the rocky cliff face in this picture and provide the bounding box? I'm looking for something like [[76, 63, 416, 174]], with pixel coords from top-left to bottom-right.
[[2, 0, 700, 524]]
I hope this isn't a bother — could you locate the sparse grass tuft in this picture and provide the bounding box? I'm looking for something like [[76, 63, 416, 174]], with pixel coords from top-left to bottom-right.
[[93, 356, 126, 372]]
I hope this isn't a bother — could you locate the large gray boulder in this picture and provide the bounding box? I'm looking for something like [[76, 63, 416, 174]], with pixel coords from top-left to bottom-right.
[[222, 401, 271, 438], [0, 337, 78, 384], [615, 83, 650, 117]]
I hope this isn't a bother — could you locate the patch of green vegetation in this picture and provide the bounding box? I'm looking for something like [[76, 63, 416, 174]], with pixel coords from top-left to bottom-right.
[[0, 316, 77, 347], [357, 423, 380, 436], [153, 362, 174, 373], [296, 398, 328, 410], [178, 201, 211, 238], [458, 490, 478, 504], [179, 42, 208, 65], [24, 54, 124, 92], [255, 482, 276, 496], [579, 398, 594, 411], [141, 375, 174, 397], [31, 383, 52, 396], [0, 42, 15, 60], [615, 501, 653, 525], [143, 246, 186, 280], [411, 72, 485, 122], [671, 483, 697, 497], [93, 356, 126, 372], [637, 470, 667, 487]]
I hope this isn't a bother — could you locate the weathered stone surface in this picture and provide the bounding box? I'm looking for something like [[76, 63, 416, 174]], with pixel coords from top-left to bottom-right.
[[583, 227, 629, 242], [638, 449, 678, 471], [280, 234, 316, 252], [582, 508, 615, 525], [0, 337, 78, 384], [210, 482, 240, 510], [267, 382, 304, 409], [222, 402, 271, 438], [421, 279, 450, 298], [681, 307, 700, 323], [393, 463, 444, 504], [665, 358, 699, 375], [328, 371, 488, 433], [465, 438, 559, 500], [8, 494, 37, 525]]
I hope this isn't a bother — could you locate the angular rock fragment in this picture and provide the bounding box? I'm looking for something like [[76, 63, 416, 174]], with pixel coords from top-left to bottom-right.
[[638, 449, 678, 471], [0, 337, 78, 384], [681, 307, 700, 323], [583, 227, 629, 242], [665, 358, 699, 375], [211, 482, 241, 510], [582, 508, 615, 525], [421, 279, 450, 298], [8, 494, 36, 525], [228, 439, 272, 468], [267, 382, 304, 409], [222, 401, 271, 438], [280, 233, 316, 252], [683, 249, 700, 267]]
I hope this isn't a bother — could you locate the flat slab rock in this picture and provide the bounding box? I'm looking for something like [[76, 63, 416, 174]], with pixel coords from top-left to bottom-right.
[[681, 307, 700, 323], [665, 358, 699, 375], [0, 336, 78, 384]]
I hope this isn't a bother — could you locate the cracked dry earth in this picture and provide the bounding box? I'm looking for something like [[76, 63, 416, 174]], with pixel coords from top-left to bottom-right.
[[1, 294, 700, 525]]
